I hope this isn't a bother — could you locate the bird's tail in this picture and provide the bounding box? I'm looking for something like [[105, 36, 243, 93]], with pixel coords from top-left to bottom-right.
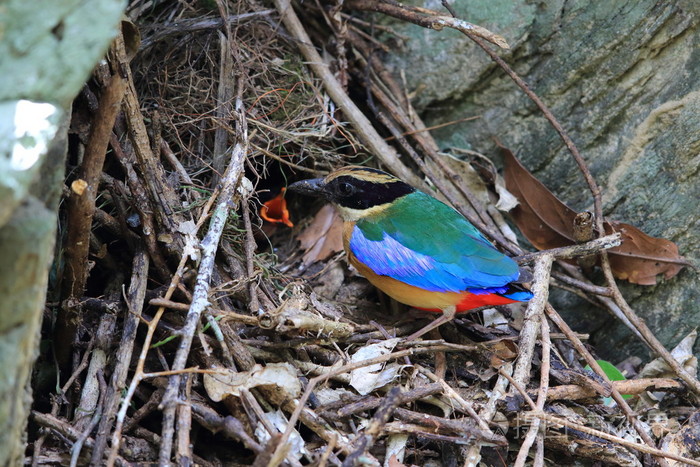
[[501, 283, 534, 302]]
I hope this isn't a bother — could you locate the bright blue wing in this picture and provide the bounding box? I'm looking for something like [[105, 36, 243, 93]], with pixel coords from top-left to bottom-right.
[[350, 191, 520, 293]]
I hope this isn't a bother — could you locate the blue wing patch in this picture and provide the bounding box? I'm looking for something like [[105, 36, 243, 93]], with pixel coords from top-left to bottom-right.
[[349, 226, 520, 293], [349, 192, 520, 293]]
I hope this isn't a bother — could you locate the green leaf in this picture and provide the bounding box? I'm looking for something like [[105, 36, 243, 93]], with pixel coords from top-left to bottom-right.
[[585, 360, 632, 402]]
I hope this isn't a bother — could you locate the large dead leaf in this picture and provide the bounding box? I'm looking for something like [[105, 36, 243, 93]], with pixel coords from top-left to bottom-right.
[[203, 363, 301, 404], [502, 148, 688, 285], [605, 221, 686, 285], [297, 204, 344, 265], [349, 338, 407, 395], [503, 148, 577, 250], [638, 329, 698, 380]]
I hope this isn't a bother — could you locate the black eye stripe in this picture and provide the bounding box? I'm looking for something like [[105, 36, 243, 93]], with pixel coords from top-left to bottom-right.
[[327, 176, 414, 209]]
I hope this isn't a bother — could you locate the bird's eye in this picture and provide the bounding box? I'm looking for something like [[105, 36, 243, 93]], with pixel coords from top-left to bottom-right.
[[337, 181, 355, 196]]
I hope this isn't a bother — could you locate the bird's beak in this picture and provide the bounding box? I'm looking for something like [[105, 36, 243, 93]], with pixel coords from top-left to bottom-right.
[[287, 177, 328, 198]]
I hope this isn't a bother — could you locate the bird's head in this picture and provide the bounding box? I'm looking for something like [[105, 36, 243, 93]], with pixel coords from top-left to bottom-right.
[[288, 166, 415, 221]]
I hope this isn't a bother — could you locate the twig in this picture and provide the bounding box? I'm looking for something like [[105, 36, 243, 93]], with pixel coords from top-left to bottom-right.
[[250, 144, 327, 175], [317, 434, 337, 467], [31, 412, 130, 467], [149, 297, 260, 326], [56, 70, 126, 368], [113, 30, 186, 252], [62, 72, 125, 298], [110, 134, 171, 280], [157, 97, 248, 463], [345, 0, 509, 49], [91, 252, 149, 463], [515, 234, 620, 262], [542, 377, 683, 401], [324, 383, 443, 419], [550, 269, 612, 296], [418, 367, 495, 435], [513, 315, 550, 467], [601, 251, 700, 400], [139, 11, 276, 50], [160, 140, 194, 184], [393, 407, 505, 445], [383, 115, 480, 141], [342, 387, 402, 467], [258, 298, 355, 337], [176, 375, 194, 464], [191, 400, 264, 453], [70, 370, 107, 467], [211, 31, 235, 186], [530, 411, 700, 467], [241, 194, 261, 314], [462, 364, 511, 466], [512, 254, 552, 386], [31, 335, 97, 467]]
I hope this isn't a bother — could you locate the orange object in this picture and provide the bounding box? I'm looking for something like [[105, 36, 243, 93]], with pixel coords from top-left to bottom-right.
[[260, 187, 293, 227]]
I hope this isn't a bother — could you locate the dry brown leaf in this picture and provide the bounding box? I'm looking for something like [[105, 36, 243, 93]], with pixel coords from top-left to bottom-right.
[[502, 148, 688, 285], [605, 221, 686, 285], [203, 363, 301, 404], [297, 204, 344, 265], [503, 147, 577, 250]]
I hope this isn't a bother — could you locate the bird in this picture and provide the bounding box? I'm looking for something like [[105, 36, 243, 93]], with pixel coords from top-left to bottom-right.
[[288, 166, 533, 340]]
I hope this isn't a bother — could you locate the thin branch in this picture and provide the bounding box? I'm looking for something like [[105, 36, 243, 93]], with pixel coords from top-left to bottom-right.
[[140, 11, 276, 50], [345, 0, 509, 49], [158, 95, 248, 463], [514, 315, 550, 467], [57, 71, 126, 368], [462, 364, 512, 467], [512, 255, 552, 385], [515, 233, 620, 262], [90, 249, 149, 464], [543, 378, 683, 401], [342, 387, 402, 467]]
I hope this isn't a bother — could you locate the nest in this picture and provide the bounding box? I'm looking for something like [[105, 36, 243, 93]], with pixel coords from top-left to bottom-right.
[[29, 0, 700, 466]]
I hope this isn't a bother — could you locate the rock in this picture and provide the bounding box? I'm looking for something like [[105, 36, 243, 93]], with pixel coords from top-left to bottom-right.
[[383, 0, 700, 359]]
